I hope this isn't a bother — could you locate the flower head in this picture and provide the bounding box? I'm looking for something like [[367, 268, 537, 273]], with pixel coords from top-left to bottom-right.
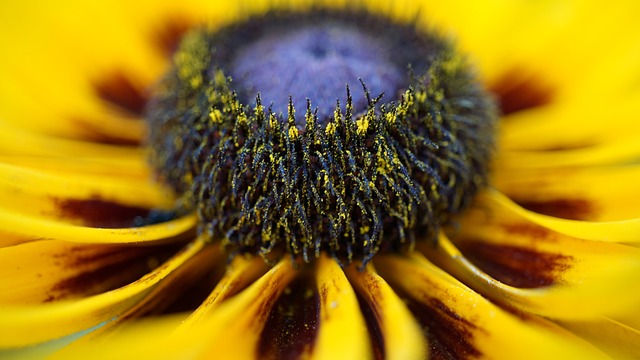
[[1, 0, 640, 359]]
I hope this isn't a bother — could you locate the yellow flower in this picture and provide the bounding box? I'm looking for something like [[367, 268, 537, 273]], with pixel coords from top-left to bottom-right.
[[1, 0, 640, 359]]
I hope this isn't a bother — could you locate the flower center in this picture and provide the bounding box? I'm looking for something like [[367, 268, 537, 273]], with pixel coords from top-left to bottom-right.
[[229, 24, 403, 122], [146, 10, 497, 265]]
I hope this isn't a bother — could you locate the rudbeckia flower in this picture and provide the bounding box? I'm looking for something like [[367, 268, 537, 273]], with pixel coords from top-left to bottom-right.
[[1, 0, 640, 359]]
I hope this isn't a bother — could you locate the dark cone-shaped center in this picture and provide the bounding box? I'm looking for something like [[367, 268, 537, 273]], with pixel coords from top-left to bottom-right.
[[146, 9, 497, 265]]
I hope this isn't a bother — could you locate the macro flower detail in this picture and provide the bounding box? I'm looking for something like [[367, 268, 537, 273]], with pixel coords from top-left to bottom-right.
[[1, 1, 640, 360], [147, 9, 496, 264]]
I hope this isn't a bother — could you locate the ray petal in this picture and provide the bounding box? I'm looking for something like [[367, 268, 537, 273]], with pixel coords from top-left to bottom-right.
[[0, 123, 144, 158], [473, 190, 640, 243], [559, 317, 640, 360], [53, 243, 221, 355], [375, 253, 608, 359], [310, 256, 371, 360], [178, 259, 296, 359], [182, 255, 270, 327], [0, 163, 174, 225], [0, 239, 205, 348], [0, 210, 196, 246], [495, 138, 640, 170], [0, 155, 150, 179], [344, 263, 426, 360], [49, 258, 294, 359], [499, 98, 640, 152], [0, 240, 178, 305], [422, 233, 640, 320], [492, 164, 640, 221]]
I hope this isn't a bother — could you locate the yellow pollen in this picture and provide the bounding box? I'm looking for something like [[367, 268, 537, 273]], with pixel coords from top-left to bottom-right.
[[209, 109, 223, 123], [356, 117, 369, 135], [288, 126, 299, 138]]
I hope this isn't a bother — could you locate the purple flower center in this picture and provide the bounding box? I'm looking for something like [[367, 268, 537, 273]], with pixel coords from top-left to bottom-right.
[[230, 24, 404, 122]]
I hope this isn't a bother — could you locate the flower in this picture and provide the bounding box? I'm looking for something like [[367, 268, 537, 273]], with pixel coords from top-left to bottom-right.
[[1, 0, 640, 359]]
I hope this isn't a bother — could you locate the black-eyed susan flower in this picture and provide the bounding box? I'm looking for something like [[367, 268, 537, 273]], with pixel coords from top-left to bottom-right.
[[1, 0, 640, 359]]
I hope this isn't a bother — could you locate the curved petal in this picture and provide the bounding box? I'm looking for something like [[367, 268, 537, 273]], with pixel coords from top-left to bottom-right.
[[54, 243, 221, 354], [0, 123, 144, 158], [51, 257, 295, 359], [472, 190, 640, 243], [422, 233, 640, 320], [182, 255, 270, 326], [0, 163, 174, 224], [0, 230, 39, 248], [51, 314, 191, 360], [311, 256, 371, 360], [375, 253, 608, 359], [0, 155, 150, 179], [184, 259, 297, 359], [499, 98, 640, 152], [0, 240, 179, 304], [0, 238, 205, 348], [0, 210, 196, 246], [560, 317, 640, 360], [492, 164, 640, 221], [495, 138, 640, 169], [344, 263, 426, 360]]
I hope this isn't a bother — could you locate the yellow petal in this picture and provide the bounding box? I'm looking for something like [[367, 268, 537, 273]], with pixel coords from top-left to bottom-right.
[[0, 2, 166, 138], [182, 255, 269, 327], [0, 163, 174, 225], [189, 255, 371, 360], [482, 0, 640, 103], [0, 209, 196, 246], [0, 230, 35, 248], [344, 263, 426, 360], [560, 317, 640, 360], [375, 253, 608, 359], [473, 190, 640, 243], [422, 233, 640, 320], [499, 98, 640, 152], [493, 164, 640, 221], [0, 123, 143, 158], [0, 155, 150, 179], [495, 138, 640, 169], [51, 314, 191, 360], [51, 258, 295, 360], [0, 240, 177, 305], [55, 243, 221, 354], [171, 259, 297, 359], [0, 239, 204, 348], [311, 255, 371, 360]]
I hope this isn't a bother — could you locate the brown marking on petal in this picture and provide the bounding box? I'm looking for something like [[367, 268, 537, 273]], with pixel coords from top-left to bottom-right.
[[129, 245, 223, 317], [502, 223, 555, 242], [251, 268, 294, 331], [45, 257, 148, 302], [395, 288, 481, 360], [458, 241, 572, 288], [538, 142, 599, 152], [54, 196, 152, 228], [70, 118, 142, 146], [517, 199, 594, 221], [158, 257, 226, 315], [355, 291, 385, 360], [45, 244, 180, 302], [152, 17, 194, 56], [94, 71, 149, 116], [489, 71, 554, 115], [258, 271, 320, 360]]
